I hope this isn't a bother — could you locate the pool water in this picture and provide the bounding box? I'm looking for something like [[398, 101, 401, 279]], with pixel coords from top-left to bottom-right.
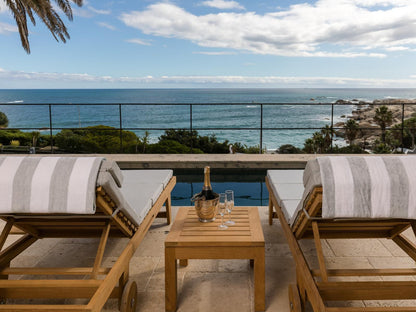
[[171, 169, 269, 206]]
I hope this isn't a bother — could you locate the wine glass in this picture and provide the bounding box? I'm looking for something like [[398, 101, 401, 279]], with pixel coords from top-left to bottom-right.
[[218, 193, 228, 230], [225, 190, 235, 225]]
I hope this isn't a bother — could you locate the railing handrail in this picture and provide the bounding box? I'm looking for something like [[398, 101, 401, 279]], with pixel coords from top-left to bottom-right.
[[1, 102, 415, 154], [2, 102, 416, 105]]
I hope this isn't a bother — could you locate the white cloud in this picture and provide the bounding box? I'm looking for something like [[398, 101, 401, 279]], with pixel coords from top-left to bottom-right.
[[0, 22, 16, 34], [0, 2, 8, 13], [88, 6, 111, 15], [97, 22, 116, 30], [73, 3, 111, 18], [120, 1, 416, 57], [193, 51, 237, 55], [201, 0, 245, 10], [126, 38, 152, 46], [2, 68, 416, 88]]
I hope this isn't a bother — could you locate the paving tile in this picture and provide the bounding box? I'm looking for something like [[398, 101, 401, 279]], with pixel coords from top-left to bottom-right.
[[265, 243, 293, 258], [133, 231, 168, 257], [379, 238, 410, 257], [368, 256, 416, 269], [403, 228, 416, 241], [218, 259, 250, 273], [264, 256, 296, 312], [18, 237, 63, 258], [177, 272, 251, 312], [326, 301, 366, 308], [103, 256, 160, 292], [147, 266, 186, 293], [325, 256, 373, 269], [262, 220, 289, 244], [182, 259, 219, 273], [326, 238, 392, 257], [364, 299, 416, 308], [121, 290, 165, 312], [36, 242, 97, 267]]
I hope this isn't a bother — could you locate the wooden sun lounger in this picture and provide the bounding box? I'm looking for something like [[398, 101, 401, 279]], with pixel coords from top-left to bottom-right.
[[0, 166, 176, 312], [266, 167, 416, 312]]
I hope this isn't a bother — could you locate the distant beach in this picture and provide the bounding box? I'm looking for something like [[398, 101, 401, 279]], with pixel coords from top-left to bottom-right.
[[1, 88, 416, 150]]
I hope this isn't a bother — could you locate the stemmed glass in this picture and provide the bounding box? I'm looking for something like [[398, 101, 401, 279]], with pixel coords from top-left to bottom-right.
[[225, 190, 235, 226], [218, 193, 228, 230]]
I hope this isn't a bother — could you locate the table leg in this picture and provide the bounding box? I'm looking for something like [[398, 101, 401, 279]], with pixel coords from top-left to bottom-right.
[[165, 248, 177, 312], [254, 247, 265, 311]]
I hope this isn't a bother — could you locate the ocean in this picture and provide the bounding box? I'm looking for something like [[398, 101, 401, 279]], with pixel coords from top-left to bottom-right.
[[1, 88, 416, 150]]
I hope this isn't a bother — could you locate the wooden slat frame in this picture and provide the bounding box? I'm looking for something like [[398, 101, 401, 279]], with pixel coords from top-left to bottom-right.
[[0, 176, 176, 311], [266, 176, 416, 312]]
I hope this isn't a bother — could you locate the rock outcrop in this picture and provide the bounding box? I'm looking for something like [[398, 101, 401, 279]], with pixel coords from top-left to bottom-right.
[[337, 99, 416, 146]]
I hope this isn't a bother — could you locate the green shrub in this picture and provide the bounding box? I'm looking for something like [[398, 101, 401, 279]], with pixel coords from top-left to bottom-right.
[[159, 129, 230, 153], [148, 140, 203, 154], [55, 126, 138, 153], [0, 112, 8, 128], [277, 144, 302, 154], [0, 130, 31, 146], [331, 144, 368, 154], [373, 142, 392, 154]]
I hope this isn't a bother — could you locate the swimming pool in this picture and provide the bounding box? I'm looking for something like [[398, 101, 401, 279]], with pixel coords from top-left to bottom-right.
[[171, 168, 269, 206]]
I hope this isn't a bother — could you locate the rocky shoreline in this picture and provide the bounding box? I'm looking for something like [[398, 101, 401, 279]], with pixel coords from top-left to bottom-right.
[[334, 99, 416, 147]]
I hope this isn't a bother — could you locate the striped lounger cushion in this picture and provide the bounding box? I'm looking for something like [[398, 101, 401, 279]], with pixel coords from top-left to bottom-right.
[[0, 156, 103, 214], [317, 156, 416, 219], [268, 156, 416, 225], [0, 157, 173, 228]]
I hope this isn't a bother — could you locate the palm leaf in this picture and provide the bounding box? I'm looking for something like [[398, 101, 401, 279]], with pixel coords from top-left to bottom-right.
[[3, 0, 83, 53]]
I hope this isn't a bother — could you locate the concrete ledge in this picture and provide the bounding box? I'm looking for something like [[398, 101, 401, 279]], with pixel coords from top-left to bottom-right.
[[95, 154, 315, 169], [2, 154, 398, 169]]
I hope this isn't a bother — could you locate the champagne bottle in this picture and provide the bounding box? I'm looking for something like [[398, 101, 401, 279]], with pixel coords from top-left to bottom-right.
[[195, 166, 218, 200]]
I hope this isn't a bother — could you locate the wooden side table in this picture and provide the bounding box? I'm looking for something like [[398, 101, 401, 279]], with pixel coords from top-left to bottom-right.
[[165, 206, 265, 312]]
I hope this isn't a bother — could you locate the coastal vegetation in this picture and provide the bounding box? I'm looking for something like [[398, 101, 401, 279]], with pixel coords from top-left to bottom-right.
[[4, 0, 83, 53], [0, 112, 8, 128]]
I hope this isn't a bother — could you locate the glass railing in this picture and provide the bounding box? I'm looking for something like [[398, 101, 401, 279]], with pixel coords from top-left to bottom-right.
[[0, 102, 415, 153]]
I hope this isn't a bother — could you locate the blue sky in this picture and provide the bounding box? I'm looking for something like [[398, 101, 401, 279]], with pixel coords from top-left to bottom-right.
[[1, 0, 416, 88]]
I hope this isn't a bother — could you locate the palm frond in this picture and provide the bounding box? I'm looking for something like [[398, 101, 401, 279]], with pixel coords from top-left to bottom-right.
[[3, 0, 83, 53]]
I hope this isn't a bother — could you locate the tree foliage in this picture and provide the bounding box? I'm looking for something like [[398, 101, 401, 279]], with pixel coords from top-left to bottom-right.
[[344, 119, 359, 146], [277, 144, 302, 154], [0, 111, 8, 128], [55, 126, 138, 153], [0, 129, 50, 147], [374, 105, 393, 143]]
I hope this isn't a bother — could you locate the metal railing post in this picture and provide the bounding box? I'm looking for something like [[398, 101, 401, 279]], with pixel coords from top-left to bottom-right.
[[401, 103, 405, 152], [331, 103, 334, 151], [48, 104, 54, 154], [260, 104, 263, 154], [119, 104, 123, 153], [190, 104, 193, 154]]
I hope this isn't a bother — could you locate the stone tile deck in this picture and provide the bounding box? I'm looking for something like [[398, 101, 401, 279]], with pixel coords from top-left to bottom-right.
[[3, 206, 416, 311]]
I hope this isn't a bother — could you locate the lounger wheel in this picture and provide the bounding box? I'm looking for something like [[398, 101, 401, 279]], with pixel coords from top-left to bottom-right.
[[120, 280, 137, 312], [288, 284, 302, 312]]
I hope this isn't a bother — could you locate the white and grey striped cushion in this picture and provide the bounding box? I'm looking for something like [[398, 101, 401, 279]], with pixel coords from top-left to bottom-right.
[[0, 156, 103, 214], [317, 156, 416, 219], [269, 156, 416, 225]]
